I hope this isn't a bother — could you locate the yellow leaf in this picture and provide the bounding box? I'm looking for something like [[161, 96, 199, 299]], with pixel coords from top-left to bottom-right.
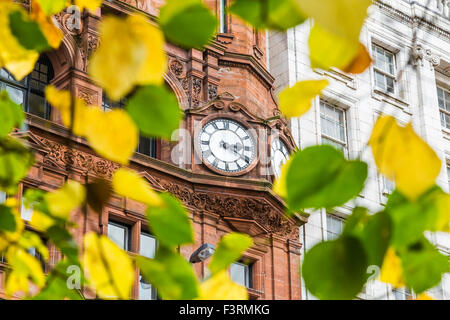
[[434, 192, 450, 232], [198, 271, 248, 300], [46, 86, 139, 164], [416, 293, 434, 300], [112, 168, 163, 207], [342, 43, 372, 74], [83, 232, 135, 300], [89, 14, 167, 101], [0, 198, 24, 252], [279, 79, 328, 118], [309, 23, 360, 71], [296, 0, 371, 41], [5, 247, 45, 297], [273, 157, 293, 199], [380, 248, 405, 289], [369, 116, 441, 200], [30, 209, 55, 231], [84, 108, 139, 165], [0, 2, 39, 80], [75, 0, 102, 12], [45, 180, 86, 220], [30, 0, 64, 49]]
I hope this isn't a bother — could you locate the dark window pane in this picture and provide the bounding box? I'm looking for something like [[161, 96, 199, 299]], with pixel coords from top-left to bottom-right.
[[28, 93, 47, 118], [137, 136, 157, 158]]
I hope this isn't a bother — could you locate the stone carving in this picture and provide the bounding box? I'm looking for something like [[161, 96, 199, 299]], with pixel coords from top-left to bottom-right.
[[38, 137, 120, 178], [207, 84, 218, 101], [120, 0, 151, 12], [412, 43, 440, 69], [162, 182, 299, 239], [35, 134, 299, 240], [192, 77, 203, 107], [169, 59, 185, 78]]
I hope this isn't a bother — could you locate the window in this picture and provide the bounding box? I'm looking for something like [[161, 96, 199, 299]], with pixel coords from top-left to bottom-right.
[[107, 221, 130, 251], [0, 191, 6, 204], [21, 196, 34, 222], [0, 55, 54, 119], [437, 87, 450, 130], [447, 164, 450, 191], [383, 176, 395, 194], [139, 232, 158, 300], [219, 0, 228, 33], [102, 93, 127, 112], [230, 262, 252, 288], [326, 215, 344, 241], [102, 93, 157, 158], [393, 287, 412, 300], [137, 136, 157, 158], [372, 45, 396, 94], [320, 102, 348, 154]]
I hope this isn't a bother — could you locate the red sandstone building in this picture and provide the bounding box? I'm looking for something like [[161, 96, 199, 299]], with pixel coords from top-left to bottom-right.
[[0, 0, 305, 300]]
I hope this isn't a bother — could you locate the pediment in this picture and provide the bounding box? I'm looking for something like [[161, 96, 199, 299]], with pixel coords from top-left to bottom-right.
[[224, 217, 269, 237], [139, 171, 165, 191], [11, 130, 51, 155], [188, 92, 265, 124]]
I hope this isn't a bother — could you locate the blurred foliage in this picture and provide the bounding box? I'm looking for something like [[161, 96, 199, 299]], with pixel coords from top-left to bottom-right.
[[0, 0, 447, 301]]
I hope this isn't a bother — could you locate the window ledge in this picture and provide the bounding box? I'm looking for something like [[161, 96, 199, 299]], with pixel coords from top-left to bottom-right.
[[372, 89, 410, 112], [216, 33, 234, 44]]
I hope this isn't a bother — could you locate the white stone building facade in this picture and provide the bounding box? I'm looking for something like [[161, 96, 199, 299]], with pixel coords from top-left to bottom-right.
[[268, 0, 450, 300]]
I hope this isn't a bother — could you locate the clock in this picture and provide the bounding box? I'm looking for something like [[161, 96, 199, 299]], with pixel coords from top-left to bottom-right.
[[198, 118, 256, 174], [271, 138, 290, 178]]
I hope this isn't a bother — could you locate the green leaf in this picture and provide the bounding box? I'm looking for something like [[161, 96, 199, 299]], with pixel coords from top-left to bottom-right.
[[9, 11, 50, 52], [0, 205, 17, 232], [35, 0, 69, 15], [209, 233, 253, 274], [229, 0, 307, 31], [386, 189, 440, 248], [302, 236, 368, 300], [0, 137, 34, 194], [0, 90, 24, 138], [285, 145, 367, 210], [33, 260, 85, 300], [400, 237, 448, 294], [159, 0, 218, 48], [136, 246, 199, 300], [47, 226, 79, 262], [126, 85, 182, 139], [146, 193, 194, 248]]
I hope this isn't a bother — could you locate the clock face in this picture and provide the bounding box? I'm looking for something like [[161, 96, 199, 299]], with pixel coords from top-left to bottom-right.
[[271, 138, 290, 178], [198, 119, 256, 174]]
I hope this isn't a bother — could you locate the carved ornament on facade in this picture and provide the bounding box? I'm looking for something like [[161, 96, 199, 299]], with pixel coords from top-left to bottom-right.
[[35, 135, 298, 239], [412, 43, 441, 70]]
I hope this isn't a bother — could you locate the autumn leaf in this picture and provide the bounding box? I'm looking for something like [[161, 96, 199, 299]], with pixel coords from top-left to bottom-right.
[[0, 2, 39, 80], [30, 0, 64, 49], [46, 86, 139, 164], [296, 0, 371, 41], [89, 14, 167, 101], [273, 157, 293, 198], [198, 271, 248, 300], [209, 233, 253, 274], [5, 247, 45, 297], [342, 43, 373, 74], [379, 247, 405, 289], [75, 0, 102, 12], [278, 79, 329, 118], [45, 180, 86, 220], [82, 232, 135, 300], [0, 199, 24, 252], [34, 0, 69, 15], [112, 168, 163, 207], [369, 116, 441, 200]]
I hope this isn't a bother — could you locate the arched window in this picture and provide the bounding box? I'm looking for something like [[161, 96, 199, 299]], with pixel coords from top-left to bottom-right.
[[0, 55, 54, 120], [102, 92, 158, 159]]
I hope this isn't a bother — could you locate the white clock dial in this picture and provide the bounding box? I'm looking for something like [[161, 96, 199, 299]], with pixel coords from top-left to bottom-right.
[[271, 138, 290, 178], [199, 119, 256, 174]]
